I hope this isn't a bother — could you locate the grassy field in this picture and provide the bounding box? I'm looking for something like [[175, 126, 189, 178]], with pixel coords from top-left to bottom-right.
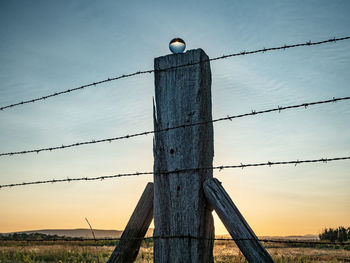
[[0, 240, 349, 263]]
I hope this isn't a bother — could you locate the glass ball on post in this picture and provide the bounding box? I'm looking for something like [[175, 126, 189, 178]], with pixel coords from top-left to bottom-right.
[[169, 38, 186, 54]]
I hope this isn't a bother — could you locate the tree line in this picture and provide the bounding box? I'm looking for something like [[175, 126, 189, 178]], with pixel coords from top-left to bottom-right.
[[319, 226, 350, 242], [0, 233, 74, 241]]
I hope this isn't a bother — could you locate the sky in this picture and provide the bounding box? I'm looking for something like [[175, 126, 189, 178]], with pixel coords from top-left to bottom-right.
[[0, 0, 349, 236]]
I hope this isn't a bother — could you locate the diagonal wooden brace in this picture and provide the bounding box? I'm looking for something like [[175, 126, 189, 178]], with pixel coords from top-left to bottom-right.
[[203, 178, 274, 263], [107, 182, 154, 263]]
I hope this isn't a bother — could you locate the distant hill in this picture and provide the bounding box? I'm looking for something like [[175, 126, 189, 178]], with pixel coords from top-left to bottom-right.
[[2, 229, 316, 240], [216, 234, 319, 240], [257, 234, 319, 240], [3, 228, 154, 239], [284, 234, 319, 240]]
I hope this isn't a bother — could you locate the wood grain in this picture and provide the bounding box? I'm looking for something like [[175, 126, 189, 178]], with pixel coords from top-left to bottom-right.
[[204, 178, 274, 263], [107, 182, 154, 263], [153, 49, 214, 262]]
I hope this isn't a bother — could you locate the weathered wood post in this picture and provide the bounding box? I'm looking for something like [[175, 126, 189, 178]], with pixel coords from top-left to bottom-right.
[[204, 178, 274, 263], [153, 49, 214, 262], [107, 183, 154, 263]]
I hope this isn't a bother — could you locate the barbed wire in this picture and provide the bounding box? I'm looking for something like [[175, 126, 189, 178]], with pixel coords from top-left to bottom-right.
[[151, 236, 348, 246], [0, 235, 347, 246], [0, 156, 349, 189], [1, 36, 349, 112], [1, 96, 349, 157]]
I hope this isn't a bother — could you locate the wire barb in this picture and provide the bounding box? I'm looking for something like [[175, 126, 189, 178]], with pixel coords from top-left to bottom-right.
[[1, 96, 349, 157], [1, 36, 349, 112], [0, 156, 349, 189]]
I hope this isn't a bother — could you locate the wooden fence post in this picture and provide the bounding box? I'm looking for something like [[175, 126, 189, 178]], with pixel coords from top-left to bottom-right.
[[203, 178, 275, 263], [107, 182, 154, 263], [153, 49, 214, 262]]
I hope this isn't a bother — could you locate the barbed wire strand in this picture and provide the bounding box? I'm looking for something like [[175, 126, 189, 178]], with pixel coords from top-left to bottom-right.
[[0, 236, 347, 246], [0, 156, 349, 189], [1, 36, 349, 112], [1, 96, 349, 157]]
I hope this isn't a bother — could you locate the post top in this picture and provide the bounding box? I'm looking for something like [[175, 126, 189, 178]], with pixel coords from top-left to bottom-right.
[[154, 48, 209, 71]]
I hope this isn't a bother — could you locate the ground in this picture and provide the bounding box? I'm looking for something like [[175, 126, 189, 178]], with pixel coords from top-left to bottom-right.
[[0, 240, 349, 262]]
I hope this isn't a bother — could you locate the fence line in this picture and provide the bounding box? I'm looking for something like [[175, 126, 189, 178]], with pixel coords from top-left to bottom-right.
[[0, 156, 349, 189], [1, 36, 349, 112], [151, 236, 348, 246], [1, 96, 349, 157], [0, 236, 347, 246]]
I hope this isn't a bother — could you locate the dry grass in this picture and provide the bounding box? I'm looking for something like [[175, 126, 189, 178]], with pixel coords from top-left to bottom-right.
[[0, 240, 349, 262], [212, 240, 350, 263]]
